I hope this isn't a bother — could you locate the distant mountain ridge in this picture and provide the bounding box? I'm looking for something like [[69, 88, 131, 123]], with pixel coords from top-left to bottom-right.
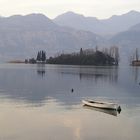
[[0, 14, 57, 30], [0, 13, 101, 60], [0, 11, 140, 62], [110, 23, 140, 48], [129, 22, 140, 31], [54, 10, 140, 35], [109, 22, 140, 63]]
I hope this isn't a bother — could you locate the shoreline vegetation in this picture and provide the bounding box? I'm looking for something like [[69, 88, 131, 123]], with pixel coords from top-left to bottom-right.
[[8, 47, 119, 66]]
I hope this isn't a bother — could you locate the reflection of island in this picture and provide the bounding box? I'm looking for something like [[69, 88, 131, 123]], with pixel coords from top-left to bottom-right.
[[60, 66, 118, 83], [133, 67, 139, 83], [79, 66, 118, 83], [83, 105, 120, 116], [37, 64, 46, 77], [0, 64, 139, 109], [79, 71, 118, 83]]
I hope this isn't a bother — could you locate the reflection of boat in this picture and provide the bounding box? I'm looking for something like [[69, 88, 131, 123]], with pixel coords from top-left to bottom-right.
[[82, 100, 121, 111], [83, 105, 118, 116]]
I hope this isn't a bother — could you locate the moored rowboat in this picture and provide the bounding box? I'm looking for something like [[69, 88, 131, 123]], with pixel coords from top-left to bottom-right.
[[82, 99, 121, 111]]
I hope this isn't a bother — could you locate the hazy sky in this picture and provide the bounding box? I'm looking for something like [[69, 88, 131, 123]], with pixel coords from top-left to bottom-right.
[[0, 0, 140, 19]]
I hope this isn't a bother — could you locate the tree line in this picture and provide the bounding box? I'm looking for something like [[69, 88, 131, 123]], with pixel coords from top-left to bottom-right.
[[47, 47, 119, 66], [25, 50, 47, 64], [25, 46, 119, 66]]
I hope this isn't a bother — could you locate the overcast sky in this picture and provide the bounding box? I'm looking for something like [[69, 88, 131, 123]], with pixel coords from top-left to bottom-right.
[[0, 0, 140, 19]]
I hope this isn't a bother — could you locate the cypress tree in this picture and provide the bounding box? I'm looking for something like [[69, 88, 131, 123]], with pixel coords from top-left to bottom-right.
[[36, 50, 46, 62], [37, 51, 41, 61]]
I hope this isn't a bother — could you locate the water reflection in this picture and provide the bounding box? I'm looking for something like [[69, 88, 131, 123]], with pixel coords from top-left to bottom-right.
[[0, 64, 139, 140], [60, 66, 119, 83], [83, 105, 119, 116], [79, 66, 119, 83], [36, 64, 45, 77], [0, 100, 139, 140], [0, 64, 139, 106], [132, 66, 140, 84]]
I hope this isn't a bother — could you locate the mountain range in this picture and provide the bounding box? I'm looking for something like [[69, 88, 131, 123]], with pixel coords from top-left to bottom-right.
[[54, 10, 140, 36], [0, 14, 101, 60], [109, 23, 140, 62], [0, 10, 140, 62]]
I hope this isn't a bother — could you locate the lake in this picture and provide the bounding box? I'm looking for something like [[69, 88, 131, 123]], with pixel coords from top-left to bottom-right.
[[0, 64, 139, 140]]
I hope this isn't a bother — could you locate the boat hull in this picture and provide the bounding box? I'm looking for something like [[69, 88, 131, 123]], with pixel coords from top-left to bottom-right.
[[82, 100, 118, 110], [83, 105, 118, 116]]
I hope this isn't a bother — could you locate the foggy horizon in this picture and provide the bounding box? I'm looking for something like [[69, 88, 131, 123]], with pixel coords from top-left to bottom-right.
[[0, 9, 140, 20], [0, 0, 140, 19]]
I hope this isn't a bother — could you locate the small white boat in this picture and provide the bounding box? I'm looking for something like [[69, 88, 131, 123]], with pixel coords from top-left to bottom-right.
[[82, 99, 121, 111]]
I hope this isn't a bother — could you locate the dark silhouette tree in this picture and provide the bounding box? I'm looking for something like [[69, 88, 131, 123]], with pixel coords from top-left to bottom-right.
[[80, 48, 83, 56], [36, 50, 46, 62], [42, 51, 46, 62], [135, 48, 139, 61], [37, 51, 41, 61]]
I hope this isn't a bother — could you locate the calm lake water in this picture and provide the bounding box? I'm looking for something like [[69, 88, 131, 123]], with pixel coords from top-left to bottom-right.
[[0, 64, 140, 140]]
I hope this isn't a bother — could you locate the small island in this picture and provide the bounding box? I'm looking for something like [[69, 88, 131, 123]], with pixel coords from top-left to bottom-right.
[[9, 47, 119, 66], [29, 47, 119, 66], [47, 47, 119, 66]]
